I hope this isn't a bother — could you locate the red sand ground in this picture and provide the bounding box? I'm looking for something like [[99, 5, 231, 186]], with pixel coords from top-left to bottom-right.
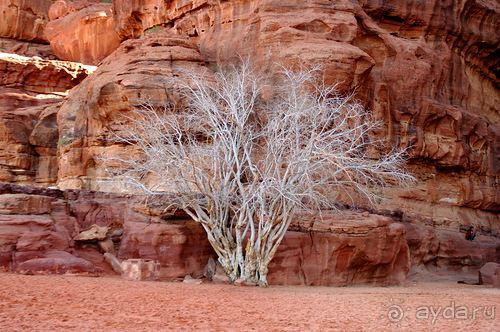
[[0, 273, 498, 331]]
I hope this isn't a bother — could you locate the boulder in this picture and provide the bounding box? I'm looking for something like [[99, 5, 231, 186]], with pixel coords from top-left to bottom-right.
[[121, 258, 160, 281], [16, 250, 96, 275], [479, 262, 500, 286], [211, 271, 231, 284], [210, 261, 231, 284], [233, 278, 257, 287], [74, 224, 110, 241], [494, 267, 500, 288], [183, 274, 203, 285]]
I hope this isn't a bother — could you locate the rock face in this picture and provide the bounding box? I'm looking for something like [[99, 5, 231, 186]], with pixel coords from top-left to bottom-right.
[[113, 0, 168, 40], [0, 184, 411, 285], [0, 183, 216, 278], [166, 0, 375, 91], [0, 1, 498, 281], [405, 223, 500, 274], [48, 0, 499, 240], [353, 0, 500, 238], [0, 184, 87, 273], [0, 103, 61, 185], [0, 1, 58, 65], [0, 53, 94, 185], [0, 0, 54, 43], [268, 213, 410, 286], [118, 218, 214, 279], [0, 53, 91, 96], [0, 181, 497, 283], [0, 38, 55, 59], [45, 1, 122, 65], [56, 33, 206, 190], [0, 193, 54, 214]]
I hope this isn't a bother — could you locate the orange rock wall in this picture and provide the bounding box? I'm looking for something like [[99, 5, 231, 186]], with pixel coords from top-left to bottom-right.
[[45, 2, 122, 65], [0, 0, 498, 275], [0, 53, 93, 185], [0, 184, 412, 286], [0, 0, 54, 43], [48, 0, 499, 236]]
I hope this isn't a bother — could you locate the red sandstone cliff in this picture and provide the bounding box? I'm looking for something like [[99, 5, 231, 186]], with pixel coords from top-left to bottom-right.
[[0, 183, 412, 286], [50, 0, 499, 235], [0, 0, 498, 282]]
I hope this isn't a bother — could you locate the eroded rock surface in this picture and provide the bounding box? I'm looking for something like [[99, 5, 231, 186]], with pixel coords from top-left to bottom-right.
[[0, 1, 498, 281], [45, 1, 121, 65], [268, 213, 410, 286], [478, 262, 500, 286], [0, 184, 413, 285], [118, 218, 214, 280], [0, 53, 94, 185], [0, 38, 55, 59], [0, 52, 91, 96], [46, 0, 499, 237], [56, 33, 206, 190], [0, 0, 53, 43], [405, 223, 500, 275], [353, 0, 500, 235]]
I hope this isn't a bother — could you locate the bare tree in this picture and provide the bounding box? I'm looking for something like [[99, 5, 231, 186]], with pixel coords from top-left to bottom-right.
[[105, 61, 414, 286]]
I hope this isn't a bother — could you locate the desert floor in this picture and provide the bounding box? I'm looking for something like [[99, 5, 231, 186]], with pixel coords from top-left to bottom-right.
[[0, 273, 498, 331]]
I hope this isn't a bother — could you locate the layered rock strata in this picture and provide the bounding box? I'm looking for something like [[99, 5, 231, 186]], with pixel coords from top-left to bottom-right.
[[44, 1, 499, 237], [268, 213, 410, 286], [0, 0, 498, 279], [0, 53, 94, 185], [56, 33, 206, 190], [0, 184, 411, 285]]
